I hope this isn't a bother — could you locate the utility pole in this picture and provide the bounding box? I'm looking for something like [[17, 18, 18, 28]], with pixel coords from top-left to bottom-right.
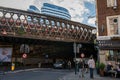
[[73, 42, 77, 74]]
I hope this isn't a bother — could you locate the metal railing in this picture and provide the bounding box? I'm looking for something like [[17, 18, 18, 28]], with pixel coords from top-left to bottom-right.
[[0, 6, 96, 43]]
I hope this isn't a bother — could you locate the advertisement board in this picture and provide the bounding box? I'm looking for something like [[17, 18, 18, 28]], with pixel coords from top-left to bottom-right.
[[0, 48, 12, 62]]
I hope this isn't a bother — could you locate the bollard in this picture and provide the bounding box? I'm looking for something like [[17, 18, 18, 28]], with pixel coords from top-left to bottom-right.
[[11, 63, 15, 71]]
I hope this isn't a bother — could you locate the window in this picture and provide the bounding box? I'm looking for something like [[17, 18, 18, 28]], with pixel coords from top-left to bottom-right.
[[105, 50, 120, 61], [107, 15, 120, 36], [109, 17, 118, 35], [107, 0, 117, 7]]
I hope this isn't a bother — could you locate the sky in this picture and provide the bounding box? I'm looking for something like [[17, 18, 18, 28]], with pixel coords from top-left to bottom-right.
[[0, 0, 96, 27]]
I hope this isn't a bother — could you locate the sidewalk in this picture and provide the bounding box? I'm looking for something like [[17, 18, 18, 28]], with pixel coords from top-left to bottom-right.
[[59, 71, 120, 80]]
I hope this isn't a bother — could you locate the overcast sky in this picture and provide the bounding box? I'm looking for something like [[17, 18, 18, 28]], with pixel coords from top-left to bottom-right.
[[0, 0, 96, 27]]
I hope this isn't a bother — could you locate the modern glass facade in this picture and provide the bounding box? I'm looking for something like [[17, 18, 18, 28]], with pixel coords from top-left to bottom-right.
[[27, 5, 40, 13], [41, 3, 71, 20]]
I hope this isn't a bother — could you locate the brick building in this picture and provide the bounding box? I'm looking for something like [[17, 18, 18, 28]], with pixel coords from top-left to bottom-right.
[[96, 0, 120, 64]]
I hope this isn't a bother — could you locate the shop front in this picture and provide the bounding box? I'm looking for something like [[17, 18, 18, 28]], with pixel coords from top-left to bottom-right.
[[98, 39, 120, 65]]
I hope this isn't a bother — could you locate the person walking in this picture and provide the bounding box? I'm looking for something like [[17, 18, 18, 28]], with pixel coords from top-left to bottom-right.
[[38, 61, 41, 68], [79, 58, 85, 78], [84, 59, 88, 73], [67, 60, 71, 70], [88, 56, 95, 79]]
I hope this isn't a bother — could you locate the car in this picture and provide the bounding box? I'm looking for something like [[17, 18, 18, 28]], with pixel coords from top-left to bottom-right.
[[53, 61, 65, 69]]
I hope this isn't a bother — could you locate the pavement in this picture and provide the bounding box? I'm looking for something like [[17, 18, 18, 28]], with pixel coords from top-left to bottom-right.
[[59, 70, 120, 80], [1, 68, 120, 80]]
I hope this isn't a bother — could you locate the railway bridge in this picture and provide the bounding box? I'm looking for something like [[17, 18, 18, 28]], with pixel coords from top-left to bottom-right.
[[0, 6, 97, 68]]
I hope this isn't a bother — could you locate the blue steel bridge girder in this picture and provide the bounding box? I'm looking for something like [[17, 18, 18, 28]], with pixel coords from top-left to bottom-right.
[[0, 6, 96, 43]]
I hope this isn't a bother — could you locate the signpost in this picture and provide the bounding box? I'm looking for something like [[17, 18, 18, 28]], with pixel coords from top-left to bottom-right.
[[22, 53, 27, 70], [20, 44, 29, 70], [73, 42, 77, 74], [20, 44, 29, 53], [81, 53, 85, 58], [22, 53, 27, 59], [73, 42, 82, 75]]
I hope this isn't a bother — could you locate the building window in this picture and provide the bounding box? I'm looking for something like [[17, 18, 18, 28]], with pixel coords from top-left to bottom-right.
[[107, 0, 117, 7], [109, 17, 118, 35], [107, 16, 120, 36], [105, 50, 120, 61]]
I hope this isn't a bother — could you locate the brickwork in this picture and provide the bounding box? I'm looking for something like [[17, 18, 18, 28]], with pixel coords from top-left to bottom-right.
[[96, 0, 120, 36]]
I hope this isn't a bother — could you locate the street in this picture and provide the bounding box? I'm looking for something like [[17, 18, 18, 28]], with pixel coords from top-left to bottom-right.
[[0, 68, 120, 80], [0, 68, 71, 80]]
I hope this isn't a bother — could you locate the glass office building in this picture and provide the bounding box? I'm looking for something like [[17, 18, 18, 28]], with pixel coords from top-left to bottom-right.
[[41, 3, 71, 20], [27, 5, 40, 13]]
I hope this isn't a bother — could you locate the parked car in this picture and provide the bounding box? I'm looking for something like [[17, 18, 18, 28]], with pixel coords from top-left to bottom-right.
[[53, 61, 65, 69]]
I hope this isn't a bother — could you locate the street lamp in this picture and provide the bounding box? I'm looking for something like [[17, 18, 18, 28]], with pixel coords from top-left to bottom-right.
[[92, 29, 100, 63], [95, 41, 100, 62], [92, 29, 97, 43]]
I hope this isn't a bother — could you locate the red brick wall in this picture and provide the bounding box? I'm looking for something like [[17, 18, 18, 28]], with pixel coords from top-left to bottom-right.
[[96, 0, 120, 36]]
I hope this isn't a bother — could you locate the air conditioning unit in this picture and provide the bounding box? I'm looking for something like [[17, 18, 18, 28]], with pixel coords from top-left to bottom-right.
[[113, 6, 117, 9]]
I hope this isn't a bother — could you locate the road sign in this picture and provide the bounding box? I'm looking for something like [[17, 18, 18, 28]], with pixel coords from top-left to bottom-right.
[[22, 53, 27, 58], [81, 53, 85, 58], [20, 44, 30, 53]]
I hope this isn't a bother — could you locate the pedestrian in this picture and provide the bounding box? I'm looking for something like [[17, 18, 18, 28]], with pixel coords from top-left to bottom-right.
[[106, 62, 117, 77], [84, 59, 88, 73], [38, 61, 41, 68], [88, 56, 95, 79], [116, 62, 120, 72], [79, 58, 85, 78], [67, 60, 71, 70]]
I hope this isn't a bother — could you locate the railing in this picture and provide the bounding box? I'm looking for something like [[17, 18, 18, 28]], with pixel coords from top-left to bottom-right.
[[0, 6, 96, 43]]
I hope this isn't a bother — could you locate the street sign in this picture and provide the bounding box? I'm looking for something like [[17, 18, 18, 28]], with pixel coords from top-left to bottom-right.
[[77, 44, 82, 53], [20, 44, 30, 53], [81, 53, 85, 58], [22, 53, 27, 58]]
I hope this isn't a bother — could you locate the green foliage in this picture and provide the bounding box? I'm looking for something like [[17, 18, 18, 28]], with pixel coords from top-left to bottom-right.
[[17, 27, 26, 35], [99, 63, 105, 70], [96, 61, 99, 68]]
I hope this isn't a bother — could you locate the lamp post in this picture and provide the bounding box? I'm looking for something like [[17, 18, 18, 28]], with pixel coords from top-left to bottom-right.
[[95, 42, 100, 63], [73, 42, 77, 74], [92, 29, 99, 61], [95, 43, 100, 74], [92, 29, 97, 43], [92, 29, 100, 68], [73, 42, 82, 75]]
